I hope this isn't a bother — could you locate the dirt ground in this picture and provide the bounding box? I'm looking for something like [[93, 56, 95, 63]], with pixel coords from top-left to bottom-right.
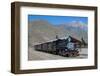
[[28, 46, 88, 61]]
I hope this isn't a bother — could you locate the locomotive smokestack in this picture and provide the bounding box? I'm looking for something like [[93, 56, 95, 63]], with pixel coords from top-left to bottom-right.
[[56, 35, 59, 40]]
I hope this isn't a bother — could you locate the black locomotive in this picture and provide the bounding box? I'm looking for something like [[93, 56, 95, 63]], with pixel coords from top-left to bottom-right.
[[34, 36, 81, 57]]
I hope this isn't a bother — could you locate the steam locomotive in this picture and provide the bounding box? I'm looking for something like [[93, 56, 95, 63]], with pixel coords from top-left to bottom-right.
[[34, 36, 81, 57]]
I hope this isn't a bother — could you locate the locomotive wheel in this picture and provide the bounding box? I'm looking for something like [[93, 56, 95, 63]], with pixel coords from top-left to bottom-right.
[[62, 51, 66, 56], [66, 54, 70, 57], [73, 53, 77, 57], [75, 52, 78, 56], [73, 52, 78, 56], [72, 52, 79, 57], [69, 53, 73, 57], [53, 51, 58, 55], [58, 50, 63, 56], [58, 50, 62, 56], [76, 52, 79, 56], [60, 50, 66, 56], [70, 52, 76, 57]]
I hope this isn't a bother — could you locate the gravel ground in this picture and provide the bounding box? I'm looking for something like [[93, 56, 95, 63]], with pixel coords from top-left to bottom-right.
[[28, 47, 88, 61]]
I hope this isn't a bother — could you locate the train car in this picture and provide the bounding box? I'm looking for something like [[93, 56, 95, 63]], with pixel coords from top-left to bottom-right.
[[34, 41, 57, 54], [34, 36, 81, 57]]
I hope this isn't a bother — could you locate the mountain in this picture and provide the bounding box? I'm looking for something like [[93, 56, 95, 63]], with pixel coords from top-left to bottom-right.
[[28, 20, 66, 45], [28, 20, 88, 46], [56, 21, 88, 42], [58, 21, 87, 31]]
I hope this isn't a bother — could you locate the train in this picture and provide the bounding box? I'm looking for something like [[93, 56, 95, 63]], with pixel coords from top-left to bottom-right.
[[34, 36, 81, 57]]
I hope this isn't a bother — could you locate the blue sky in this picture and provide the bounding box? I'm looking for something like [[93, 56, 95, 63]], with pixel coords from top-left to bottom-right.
[[28, 15, 88, 25]]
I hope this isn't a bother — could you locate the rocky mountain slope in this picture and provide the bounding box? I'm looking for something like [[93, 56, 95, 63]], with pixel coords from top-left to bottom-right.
[[28, 20, 88, 46]]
